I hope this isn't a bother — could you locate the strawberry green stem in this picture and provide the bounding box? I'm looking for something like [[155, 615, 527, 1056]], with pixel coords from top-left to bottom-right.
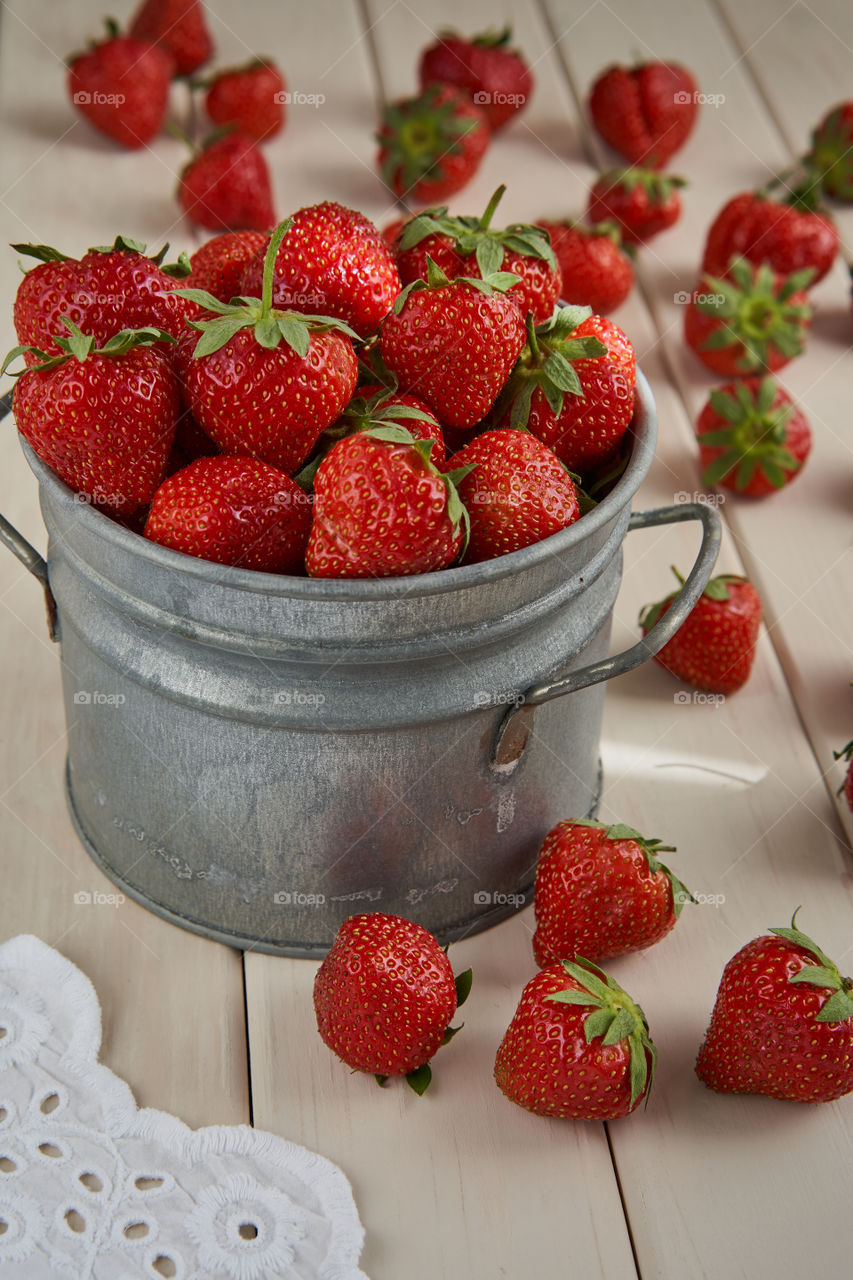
[[525, 311, 541, 361], [260, 220, 292, 319], [479, 184, 507, 231]]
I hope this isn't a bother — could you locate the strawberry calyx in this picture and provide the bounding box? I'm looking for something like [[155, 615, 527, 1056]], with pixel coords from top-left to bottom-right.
[[597, 167, 687, 203], [545, 958, 657, 1106], [500, 305, 608, 429], [178, 219, 361, 357], [639, 567, 747, 631], [697, 377, 799, 490], [1, 317, 176, 376], [11, 236, 192, 277], [470, 25, 514, 49], [339, 385, 437, 435], [397, 185, 557, 277], [770, 913, 853, 1024], [569, 817, 695, 918], [695, 257, 813, 372], [834, 740, 853, 798], [390, 255, 521, 316], [378, 84, 484, 194]]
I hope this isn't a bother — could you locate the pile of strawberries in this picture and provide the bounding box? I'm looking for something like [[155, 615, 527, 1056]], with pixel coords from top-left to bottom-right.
[[4, 192, 642, 579]]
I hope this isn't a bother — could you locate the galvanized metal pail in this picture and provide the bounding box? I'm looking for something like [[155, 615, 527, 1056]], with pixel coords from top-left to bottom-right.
[[0, 374, 720, 956]]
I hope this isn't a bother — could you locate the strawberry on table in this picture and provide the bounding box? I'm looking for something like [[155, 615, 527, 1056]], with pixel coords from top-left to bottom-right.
[[702, 190, 838, 284], [639, 569, 763, 695], [696, 916, 853, 1103], [444, 429, 580, 563], [500, 305, 635, 475], [145, 455, 310, 573], [203, 57, 286, 141], [178, 132, 275, 232], [532, 818, 693, 968], [379, 258, 526, 430], [68, 20, 173, 149], [588, 60, 698, 169], [186, 230, 267, 303], [377, 84, 490, 205], [535, 220, 634, 314], [394, 186, 561, 324], [3, 321, 178, 515], [494, 959, 656, 1119], [684, 259, 813, 378], [418, 27, 533, 130], [241, 202, 400, 337], [128, 0, 213, 77], [696, 376, 812, 496], [306, 425, 469, 578], [176, 220, 359, 475], [806, 102, 853, 201], [313, 913, 472, 1093], [587, 169, 685, 244]]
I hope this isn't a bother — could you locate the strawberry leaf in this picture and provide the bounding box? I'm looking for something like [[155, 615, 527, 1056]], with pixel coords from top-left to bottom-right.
[[789, 966, 840, 989], [815, 989, 853, 1023], [275, 315, 310, 357], [190, 314, 252, 358], [454, 968, 473, 1008], [603, 1007, 636, 1046], [583, 1007, 616, 1042], [254, 315, 284, 349], [405, 1064, 432, 1095], [440, 1023, 464, 1045]]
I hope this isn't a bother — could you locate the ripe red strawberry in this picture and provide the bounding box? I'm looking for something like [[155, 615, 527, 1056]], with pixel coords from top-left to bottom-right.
[[639, 569, 762, 694], [380, 260, 526, 429], [128, 0, 213, 77], [178, 133, 275, 232], [444, 429, 580, 563], [377, 84, 490, 205], [702, 191, 838, 284], [3, 322, 178, 514], [418, 27, 533, 130], [834, 740, 853, 811], [393, 186, 560, 324], [186, 230, 267, 303], [176, 221, 359, 475], [684, 260, 813, 378], [306, 426, 469, 578], [340, 383, 446, 463], [532, 819, 692, 969], [145, 455, 310, 572], [588, 61, 698, 169], [380, 218, 407, 252], [696, 377, 812, 496], [587, 169, 684, 244], [500, 306, 635, 475], [167, 410, 218, 473], [806, 102, 853, 201], [535, 220, 634, 314], [313, 912, 472, 1092], [241, 202, 400, 337], [68, 22, 173, 149], [494, 959, 656, 1119], [204, 57, 286, 141], [696, 916, 853, 1103]]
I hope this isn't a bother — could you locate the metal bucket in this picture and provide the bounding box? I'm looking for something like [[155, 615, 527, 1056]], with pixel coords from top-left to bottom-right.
[[0, 374, 720, 956]]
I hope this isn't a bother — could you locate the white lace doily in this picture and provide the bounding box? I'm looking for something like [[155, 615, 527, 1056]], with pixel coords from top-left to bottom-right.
[[0, 934, 368, 1279]]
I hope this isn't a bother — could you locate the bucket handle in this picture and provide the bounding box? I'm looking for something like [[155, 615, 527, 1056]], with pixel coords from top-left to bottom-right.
[[0, 390, 58, 639], [491, 501, 722, 770]]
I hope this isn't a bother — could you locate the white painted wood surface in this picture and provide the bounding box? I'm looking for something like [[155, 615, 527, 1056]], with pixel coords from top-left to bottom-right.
[[0, 1, 851, 1276]]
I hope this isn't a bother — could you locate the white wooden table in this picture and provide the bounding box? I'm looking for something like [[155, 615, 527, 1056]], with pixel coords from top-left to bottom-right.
[[1, 1, 852, 1276]]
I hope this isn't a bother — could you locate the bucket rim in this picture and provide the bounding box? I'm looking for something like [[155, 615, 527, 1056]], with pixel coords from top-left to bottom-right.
[[24, 368, 656, 601]]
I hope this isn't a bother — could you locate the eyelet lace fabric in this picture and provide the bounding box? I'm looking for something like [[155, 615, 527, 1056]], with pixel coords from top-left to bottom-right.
[[0, 935, 368, 1279]]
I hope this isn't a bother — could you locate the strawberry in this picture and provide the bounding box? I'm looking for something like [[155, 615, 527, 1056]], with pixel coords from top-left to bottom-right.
[[683, 259, 813, 378], [588, 61, 698, 169], [168, 410, 218, 471], [394, 186, 560, 324], [13, 237, 193, 362], [306, 426, 469, 578], [204, 57, 286, 141], [186, 230, 267, 303], [696, 377, 811, 496], [444, 429, 579, 563], [178, 132, 275, 232], [240, 202, 400, 337], [806, 102, 853, 202], [494, 959, 656, 1119], [339, 383, 446, 463], [702, 191, 838, 284], [500, 306, 635, 475], [128, 0, 213, 77], [535, 220, 634, 314], [696, 916, 853, 1103], [587, 169, 684, 244], [3, 322, 178, 514], [145, 455, 310, 572], [377, 84, 490, 205], [313, 912, 472, 1093], [176, 220, 359, 475], [532, 818, 692, 969], [418, 27, 533, 130], [68, 21, 173, 149], [639, 569, 762, 695], [379, 259, 526, 430], [380, 218, 407, 252], [834, 740, 853, 811]]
